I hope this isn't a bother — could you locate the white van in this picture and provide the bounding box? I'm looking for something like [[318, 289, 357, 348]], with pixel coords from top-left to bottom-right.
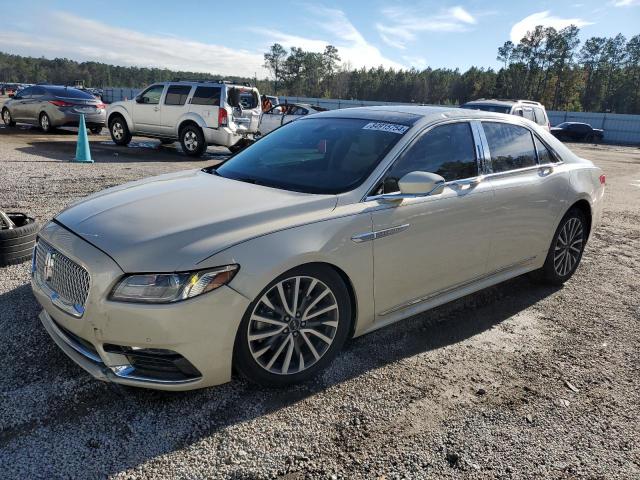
[[106, 81, 261, 156]]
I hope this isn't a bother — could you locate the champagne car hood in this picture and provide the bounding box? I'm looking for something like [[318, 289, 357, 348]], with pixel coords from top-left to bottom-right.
[[55, 169, 338, 272]]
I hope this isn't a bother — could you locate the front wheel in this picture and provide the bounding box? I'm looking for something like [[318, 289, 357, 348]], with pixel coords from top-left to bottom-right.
[[179, 125, 207, 157], [2, 108, 15, 126], [109, 116, 132, 146], [234, 265, 352, 386], [531, 208, 587, 285]]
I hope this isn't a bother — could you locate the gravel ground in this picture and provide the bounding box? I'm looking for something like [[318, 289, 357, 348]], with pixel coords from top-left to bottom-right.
[[0, 122, 639, 479]]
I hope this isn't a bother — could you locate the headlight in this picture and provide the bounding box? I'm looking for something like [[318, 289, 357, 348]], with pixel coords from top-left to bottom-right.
[[110, 265, 238, 303]]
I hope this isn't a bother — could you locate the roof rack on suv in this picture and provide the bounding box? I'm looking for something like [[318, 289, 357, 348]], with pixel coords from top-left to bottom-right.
[[517, 100, 543, 106]]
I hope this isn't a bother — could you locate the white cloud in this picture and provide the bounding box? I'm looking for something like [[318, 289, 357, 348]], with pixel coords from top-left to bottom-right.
[[0, 11, 266, 77], [510, 11, 593, 43], [376, 5, 477, 50], [255, 5, 405, 69], [612, 0, 640, 5]]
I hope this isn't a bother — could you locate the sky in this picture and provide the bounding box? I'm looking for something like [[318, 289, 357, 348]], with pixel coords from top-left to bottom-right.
[[0, 0, 638, 77]]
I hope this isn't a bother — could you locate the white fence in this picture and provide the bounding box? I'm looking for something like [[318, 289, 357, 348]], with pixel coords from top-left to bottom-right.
[[101, 89, 640, 145]]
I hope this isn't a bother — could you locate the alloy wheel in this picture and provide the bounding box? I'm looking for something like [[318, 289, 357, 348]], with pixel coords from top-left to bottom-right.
[[553, 217, 584, 276], [247, 276, 340, 375], [112, 122, 124, 140], [2, 110, 10, 125], [40, 114, 49, 131], [183, 131, 198, 151]]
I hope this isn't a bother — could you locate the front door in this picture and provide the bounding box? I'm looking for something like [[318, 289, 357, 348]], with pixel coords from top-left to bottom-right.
[[132, 84, 165, 134], [369, 121, 495, 317]]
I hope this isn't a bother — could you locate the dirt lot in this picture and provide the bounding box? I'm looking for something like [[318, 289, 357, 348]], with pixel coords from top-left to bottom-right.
[[0, 119, 639, 479]]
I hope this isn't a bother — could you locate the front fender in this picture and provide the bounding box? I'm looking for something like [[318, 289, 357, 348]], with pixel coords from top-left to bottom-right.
[[106, 104, 134, 131], [197, 207, 376, 337]]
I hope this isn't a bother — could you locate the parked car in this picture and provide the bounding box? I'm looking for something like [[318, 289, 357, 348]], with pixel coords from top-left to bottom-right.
[[259, 103, 325, 135], [1, 85, 106, 133], [551, 122, 604, 143], [106, 80, 261, 156], [460, 99, 550, 131], [32, 106, 604, 391]]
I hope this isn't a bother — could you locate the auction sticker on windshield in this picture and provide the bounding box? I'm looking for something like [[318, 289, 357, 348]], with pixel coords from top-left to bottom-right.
[[362, 122, 410, 134]]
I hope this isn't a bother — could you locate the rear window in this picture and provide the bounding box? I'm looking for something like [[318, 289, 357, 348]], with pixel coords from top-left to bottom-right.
[[533, 107, 547, 126], [47, 87, 95, 99], [522, 108, 535, 122], [483, 122, 537, 172], [192, 86, 221, 106], [239, 91, 259, 109], [165, 85, 191, 106], [461, 104, 511, 114]]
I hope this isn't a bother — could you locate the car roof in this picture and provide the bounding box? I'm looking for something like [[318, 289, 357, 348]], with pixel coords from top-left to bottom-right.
[[309, 105, 513, 125], [463, 99, 544, 108]]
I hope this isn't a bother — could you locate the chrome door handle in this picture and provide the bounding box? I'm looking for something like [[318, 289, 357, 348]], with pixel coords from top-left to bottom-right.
[[449, 177, 482, 188], [539, 166, 554, 176], [153, 106, 159, 111]]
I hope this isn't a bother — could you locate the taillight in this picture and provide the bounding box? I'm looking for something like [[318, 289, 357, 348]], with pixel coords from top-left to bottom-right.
[[599, 174, 606, 185], [218, 108, 228, 127], [49, 100, 73, 107]]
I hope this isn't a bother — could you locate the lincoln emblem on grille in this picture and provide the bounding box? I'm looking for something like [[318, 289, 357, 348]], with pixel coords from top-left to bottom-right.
[[43, 251, 55, 281]]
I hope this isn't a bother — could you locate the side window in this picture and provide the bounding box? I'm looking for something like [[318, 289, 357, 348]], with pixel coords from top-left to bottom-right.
[[192, 86, 221, 106], [483, 122, 537, 172], [533, 107, 547, 126], [522, 108, 536, 122], [17, 87, 33, 98], [164, 85, 191, 106], [534, 136, 559, 164], [139, 85, 164, 105], [31, 86, 45, 97], [383, 122, 477, 192]]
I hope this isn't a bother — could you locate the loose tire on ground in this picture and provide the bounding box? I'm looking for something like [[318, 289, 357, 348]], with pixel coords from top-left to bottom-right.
[[108, 115, 132, 146], [0, 213, 39, 267], [179, 124, 207, 157], [234, 264, 352, 387], [530, 208, 587, 285]]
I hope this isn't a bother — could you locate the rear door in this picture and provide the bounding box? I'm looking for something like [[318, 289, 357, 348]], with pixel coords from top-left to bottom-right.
[[132, 84, 165, 133], [481, 121, 568, 272], [161, 84, 192, 136], [189, 85, 221, 128]]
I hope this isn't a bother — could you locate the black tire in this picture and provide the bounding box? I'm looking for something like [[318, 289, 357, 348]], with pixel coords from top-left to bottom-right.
[[160, 139, 174, 145], [585, 133, 594, 143], [2, 108, 16, 127], [108, 115, 132, 146], [0, 213, 38, 267], [530, 208, 587, 285], [234, 264, 352, 387], [39, 112, 54, 133], [179, 124, 207, 157], [90, 126, 103, 135]]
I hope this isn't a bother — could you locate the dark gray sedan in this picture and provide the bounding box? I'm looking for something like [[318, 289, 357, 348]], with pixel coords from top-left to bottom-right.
[[2, 85, 106, 133]]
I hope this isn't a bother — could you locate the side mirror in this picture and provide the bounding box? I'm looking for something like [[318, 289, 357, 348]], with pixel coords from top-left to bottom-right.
[[398, 171, 445, 195], [135, 95, 144, 104]]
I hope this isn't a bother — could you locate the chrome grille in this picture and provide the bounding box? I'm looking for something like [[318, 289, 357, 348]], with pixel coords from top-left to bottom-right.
[[35, 240, 90, 310]]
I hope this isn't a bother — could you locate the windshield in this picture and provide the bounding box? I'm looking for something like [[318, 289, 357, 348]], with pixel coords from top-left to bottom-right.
[[555, 122, 569, 128], [214, 118, 410, 194], [461, 104, 511, 114]]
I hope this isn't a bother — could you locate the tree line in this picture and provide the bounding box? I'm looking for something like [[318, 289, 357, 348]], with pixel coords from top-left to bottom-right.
[[264, 26, 640, 114], [1, 25, 639, 113]]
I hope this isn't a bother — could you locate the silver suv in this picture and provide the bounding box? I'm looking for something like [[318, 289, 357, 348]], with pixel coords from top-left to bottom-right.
[[460, 99, 550, 131], [106, 81, 261, 156]]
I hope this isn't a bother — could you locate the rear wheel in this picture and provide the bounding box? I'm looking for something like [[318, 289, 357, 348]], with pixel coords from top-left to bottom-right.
[[2, 108, 15, 127], [39, 112, 53, 133], [109, 115, 132, 146], [179, 124, 207, 157], [531, 208, 587, 285], [234, 265, 352, 386]]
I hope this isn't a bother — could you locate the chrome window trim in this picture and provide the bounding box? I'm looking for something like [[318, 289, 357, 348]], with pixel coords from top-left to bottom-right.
[[361, 118, 484, 202]]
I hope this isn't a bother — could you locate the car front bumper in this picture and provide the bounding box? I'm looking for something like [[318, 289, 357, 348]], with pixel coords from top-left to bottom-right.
[[32, 221, 251, 391]]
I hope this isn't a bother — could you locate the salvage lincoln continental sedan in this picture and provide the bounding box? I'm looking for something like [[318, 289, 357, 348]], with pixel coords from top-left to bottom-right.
[[32, 106, 605, 390]]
